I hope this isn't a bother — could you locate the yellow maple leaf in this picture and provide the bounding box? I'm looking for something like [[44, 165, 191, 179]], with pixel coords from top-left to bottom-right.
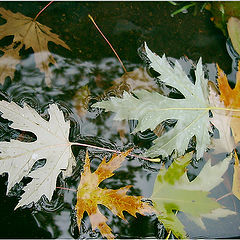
[[76, 150, 154, 239], [0, 7, 70, 85], [216, 63, 240, 144]]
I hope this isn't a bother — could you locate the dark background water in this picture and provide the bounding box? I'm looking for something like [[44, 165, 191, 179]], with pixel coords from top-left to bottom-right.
[[0, 1, 239, 239], [0, 1, 232, 67]]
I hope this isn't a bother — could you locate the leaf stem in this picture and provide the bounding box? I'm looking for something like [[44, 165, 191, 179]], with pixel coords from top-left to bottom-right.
[[33, 1, 54, 22], [88, 14, 127, 73], [147, 106, 240, 113], [166, 230, 172, 240], [56, 186, 76, 192], [70, 142, 160, 162], [216, 192, 233, 202]]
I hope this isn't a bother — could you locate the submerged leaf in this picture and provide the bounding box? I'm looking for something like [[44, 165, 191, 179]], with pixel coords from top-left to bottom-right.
[[151, 152, 235, 238], [0, 7, 70, 85], [93, 43, 211, 159], [110, 67, 159, 97], [0, 101, 75, 208], [76, 150, 154, 240]]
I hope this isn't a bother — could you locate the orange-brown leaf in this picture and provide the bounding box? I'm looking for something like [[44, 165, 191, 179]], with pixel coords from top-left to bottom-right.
[[0, 7, 70, 85], [233, 150, 240, 200], [76, 150, 154, 239], [217, 63, 240, 143]]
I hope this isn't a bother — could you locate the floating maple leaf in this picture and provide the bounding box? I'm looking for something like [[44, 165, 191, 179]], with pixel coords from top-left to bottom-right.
[[216, 63, 240, 144], [101, 67, 161, 142], [151, 152, 235, 238], [0, 7, 70, 85], [76, 150, 154, 239], [93, 43, 211, 159], [0, 100, 75, 208]]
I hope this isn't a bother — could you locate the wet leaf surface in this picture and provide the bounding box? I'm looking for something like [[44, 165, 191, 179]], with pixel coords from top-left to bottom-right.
[[0, 101, 75, 208], [76, 150, 154, 239]]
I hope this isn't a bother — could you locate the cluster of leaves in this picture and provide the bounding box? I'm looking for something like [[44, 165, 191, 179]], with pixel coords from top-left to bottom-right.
[[93, 42, 240, 237], [0, 5, 240, 240], [0, 7, 155, 239], [0, 100, 154, 238]]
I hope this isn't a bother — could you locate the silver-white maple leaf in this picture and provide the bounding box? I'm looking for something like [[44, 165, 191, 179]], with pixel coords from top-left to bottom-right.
[[0, 101, 75, 208], [93, 43, 211, 159]]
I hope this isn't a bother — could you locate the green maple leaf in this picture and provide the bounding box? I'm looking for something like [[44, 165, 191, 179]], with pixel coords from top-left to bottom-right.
[[93, 43, 211, 159], [151, 152, 235, 238]]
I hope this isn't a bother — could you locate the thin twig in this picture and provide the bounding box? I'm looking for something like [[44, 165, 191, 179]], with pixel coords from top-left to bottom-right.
[[88, 14, 127, 73], [146, 106, 240, 113], [33, 1, 54, 21], [70, 142, 160, 162], [56, 186, 76, 192], [216, 192, 233, 202]]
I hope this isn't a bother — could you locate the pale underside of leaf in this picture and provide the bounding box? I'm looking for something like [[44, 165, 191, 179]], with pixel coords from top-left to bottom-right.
[[0, 101, 75, 208], [93, 44, 211, 159]]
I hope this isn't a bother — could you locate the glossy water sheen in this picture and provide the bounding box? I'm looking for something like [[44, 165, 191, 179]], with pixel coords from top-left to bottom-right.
[[0, 1, 239, 239]]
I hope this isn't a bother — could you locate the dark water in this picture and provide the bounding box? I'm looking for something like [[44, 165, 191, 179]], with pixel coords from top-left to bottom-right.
[[0, 1, 239, 239]]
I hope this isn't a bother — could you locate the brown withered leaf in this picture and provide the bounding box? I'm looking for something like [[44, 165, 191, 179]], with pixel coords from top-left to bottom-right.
[[75, 150, 154, 239], [0, 7, 70, 85]]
